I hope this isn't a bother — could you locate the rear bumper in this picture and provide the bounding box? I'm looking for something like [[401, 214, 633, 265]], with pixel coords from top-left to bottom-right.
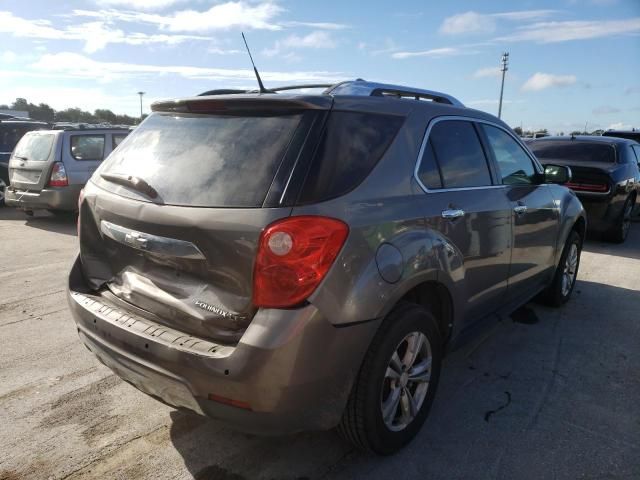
[[5, 184, 82, 211], [67, 256, 379, 435]]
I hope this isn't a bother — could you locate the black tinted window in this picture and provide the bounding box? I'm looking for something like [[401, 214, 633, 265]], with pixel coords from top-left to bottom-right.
[[99, 112, 302, 207], [482, 124, 537, 185], [529, 141, 616, 163], [71, 135, 105, 161], [299, 111, 403, 203], [429, 120, 492, 188], [417, 140, 442, 189]]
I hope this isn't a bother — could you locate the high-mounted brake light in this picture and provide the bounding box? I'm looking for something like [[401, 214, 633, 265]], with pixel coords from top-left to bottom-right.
[[565, 181, 609, 193], [48, 162, 68, 187], [253, 216, 349, 308]]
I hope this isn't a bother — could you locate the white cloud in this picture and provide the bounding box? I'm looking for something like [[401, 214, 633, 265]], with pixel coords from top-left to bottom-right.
[[281, 21, 349, 30], [0, 85, 154, 116], [30, 52, 343, 84], [440, 11, 496, 35], [593, 105, 620, 115], [1, 51, 18, 63], [440, 10, 556, 35], [0, 11, 208, 52], [392, 47, 471, 59], [495, 18, 640, 43], [95, 0, 185, 9], [263, 31, 337, 57], [0, 11, 66, 40], [73, 2, 284, 33], [473, 66, 502, 78], [521, 73, 577, 91]]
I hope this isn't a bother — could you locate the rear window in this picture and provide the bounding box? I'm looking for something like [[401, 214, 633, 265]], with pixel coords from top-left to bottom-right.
[[13, 133, 55, 162], [99, 112, 302, 207], [298, 111, 403, 203], [529, 141, 616, 163]]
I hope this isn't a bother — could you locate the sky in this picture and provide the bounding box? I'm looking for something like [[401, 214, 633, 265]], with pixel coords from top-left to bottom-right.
[[0, 0, 639, 133]]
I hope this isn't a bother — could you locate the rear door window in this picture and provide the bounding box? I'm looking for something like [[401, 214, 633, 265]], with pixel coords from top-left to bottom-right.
[[13, 133, 55, 162], [71, 135, 105, 161], [99, 112, 303, 207], [426, 120, 492, 188], [298, 111, 403, 203], [112, 133, 128, 150], [481, 124, 538, 185], [416, 140, 443, 189]]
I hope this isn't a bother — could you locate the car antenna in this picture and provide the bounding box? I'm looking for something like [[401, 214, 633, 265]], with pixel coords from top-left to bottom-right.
[[242, 32, 269, 94]]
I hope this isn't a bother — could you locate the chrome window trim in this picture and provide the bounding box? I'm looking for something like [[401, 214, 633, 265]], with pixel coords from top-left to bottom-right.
[[414, 115, 545, 194]]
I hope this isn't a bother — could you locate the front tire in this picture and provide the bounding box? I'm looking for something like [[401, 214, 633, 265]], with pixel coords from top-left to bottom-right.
[[338, 303, 442, 455], [540, 230, 582, 307]]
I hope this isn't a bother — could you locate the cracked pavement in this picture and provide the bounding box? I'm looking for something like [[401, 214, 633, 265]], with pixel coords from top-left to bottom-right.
[[1, 208, 639, 479]]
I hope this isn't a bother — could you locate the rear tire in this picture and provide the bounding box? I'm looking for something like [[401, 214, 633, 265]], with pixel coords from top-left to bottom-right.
[[540, 230, 582, 307], [338, 302, 442, 455], [607, 196, 634, 243], [0, 179, 6, 207]]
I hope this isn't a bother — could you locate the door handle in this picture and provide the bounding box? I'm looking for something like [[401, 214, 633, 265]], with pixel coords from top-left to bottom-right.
[[514, 205, 528, 215], [441, 209, 465, 220]]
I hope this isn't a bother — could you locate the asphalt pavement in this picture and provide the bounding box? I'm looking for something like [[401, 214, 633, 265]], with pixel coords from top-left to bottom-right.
[[1, 207, 639, 480]]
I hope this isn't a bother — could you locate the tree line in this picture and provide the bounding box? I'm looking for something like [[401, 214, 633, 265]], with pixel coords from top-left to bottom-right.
[[0, 98, 143, 125]]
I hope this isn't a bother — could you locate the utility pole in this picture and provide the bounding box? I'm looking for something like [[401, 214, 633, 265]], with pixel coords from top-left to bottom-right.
[[137, 91, 145, 121], [498, 52, 509, 119]]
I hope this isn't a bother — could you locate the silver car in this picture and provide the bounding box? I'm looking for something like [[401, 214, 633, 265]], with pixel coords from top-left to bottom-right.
[[67, 80, 586, 454], [5, 126, 129, 214]]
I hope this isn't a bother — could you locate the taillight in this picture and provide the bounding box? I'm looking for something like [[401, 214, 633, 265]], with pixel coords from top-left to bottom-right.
[[48, 162, 68, 187], [253, 216, 349, 308], [565, 181, 609, 193]]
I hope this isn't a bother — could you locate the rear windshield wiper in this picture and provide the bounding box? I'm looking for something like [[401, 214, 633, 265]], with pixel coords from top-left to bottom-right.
[[100, 172, 159, 199]]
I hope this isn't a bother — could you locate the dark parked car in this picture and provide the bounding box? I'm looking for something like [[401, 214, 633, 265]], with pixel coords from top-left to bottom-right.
[[68, 80, 585, 454], [0, 117, 49, 205], [602, 129, 640, 143], [528, 136, 640, 242]]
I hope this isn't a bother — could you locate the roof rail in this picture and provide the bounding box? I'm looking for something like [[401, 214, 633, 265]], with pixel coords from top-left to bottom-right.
[[324, 80, 464, 107], [52, 122, 131, 131]]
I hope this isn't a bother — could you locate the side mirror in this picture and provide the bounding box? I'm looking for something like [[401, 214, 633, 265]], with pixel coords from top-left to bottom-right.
[[544, 164, 572, 184]]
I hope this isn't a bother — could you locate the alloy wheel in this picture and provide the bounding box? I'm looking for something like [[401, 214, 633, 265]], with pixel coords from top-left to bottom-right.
[[622, 200, 633, 240], [381, 331, 432, 432], [561, 243, 579, 297]]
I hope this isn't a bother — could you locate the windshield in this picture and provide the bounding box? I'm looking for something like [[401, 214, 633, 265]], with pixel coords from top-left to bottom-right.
[[13, 133, 55, 162], [98, 112, 302, 207], [529, 141, 616, 163]]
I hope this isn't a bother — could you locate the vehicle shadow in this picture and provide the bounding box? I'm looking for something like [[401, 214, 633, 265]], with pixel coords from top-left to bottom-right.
[[168, 280, 640, 480], [582, 223, 640, 261], [0, 207, 77, 236]]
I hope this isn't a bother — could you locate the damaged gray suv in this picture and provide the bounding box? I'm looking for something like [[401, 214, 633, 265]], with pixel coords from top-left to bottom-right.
[[68, 80, 586, 454]]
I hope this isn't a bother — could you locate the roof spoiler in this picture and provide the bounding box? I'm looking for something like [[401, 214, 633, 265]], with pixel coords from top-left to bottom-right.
[[185, 79, 464, 107]]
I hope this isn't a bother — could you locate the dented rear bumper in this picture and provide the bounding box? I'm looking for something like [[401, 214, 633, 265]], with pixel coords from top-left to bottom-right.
[[67, 256, 378, 434]]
